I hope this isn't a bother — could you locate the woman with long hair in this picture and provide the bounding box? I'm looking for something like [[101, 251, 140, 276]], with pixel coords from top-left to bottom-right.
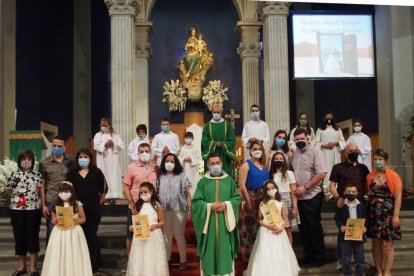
[[267, 129, 293, 169], [66, 148, 107, 273], [315, 111, 345, 200], [288, 112, 316, 151]]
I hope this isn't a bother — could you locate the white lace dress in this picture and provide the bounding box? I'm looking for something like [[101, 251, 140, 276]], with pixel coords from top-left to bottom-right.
[[41, 202, 92, 276], [126, 202, 169, 276], [245, 200, 300, 276]]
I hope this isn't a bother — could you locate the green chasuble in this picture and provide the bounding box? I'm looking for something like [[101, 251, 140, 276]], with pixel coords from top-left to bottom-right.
[[192, 172, 240, 276], [201, 120, 236, 178]]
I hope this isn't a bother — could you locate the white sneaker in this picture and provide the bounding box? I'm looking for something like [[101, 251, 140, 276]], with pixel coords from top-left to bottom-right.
[[336, 260, 343, 270]]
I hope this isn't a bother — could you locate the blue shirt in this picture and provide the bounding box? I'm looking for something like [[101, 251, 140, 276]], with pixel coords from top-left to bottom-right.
[[245, 160, 269, 191]]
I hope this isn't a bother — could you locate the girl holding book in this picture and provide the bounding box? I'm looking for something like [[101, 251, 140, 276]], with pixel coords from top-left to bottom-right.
[[245, 180, 300, 276], [42, 181, 92, 276], [126, 182, 169, 276]]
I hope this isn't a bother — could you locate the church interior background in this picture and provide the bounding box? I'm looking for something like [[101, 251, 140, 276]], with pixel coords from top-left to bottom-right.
[[0, 0, 413, 188]]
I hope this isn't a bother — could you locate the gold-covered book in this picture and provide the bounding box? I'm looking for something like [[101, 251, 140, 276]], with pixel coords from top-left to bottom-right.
[[55, 206, 74, 230], [132, 214, 150, 239], [344, 218, 365, 241], [260, 201, 283, 226]]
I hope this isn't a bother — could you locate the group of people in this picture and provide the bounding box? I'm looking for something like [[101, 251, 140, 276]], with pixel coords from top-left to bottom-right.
[[6, 104, 402, 276]]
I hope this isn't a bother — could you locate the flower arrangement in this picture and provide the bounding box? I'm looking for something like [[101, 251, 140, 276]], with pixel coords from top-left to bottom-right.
[[162, 79, 188, 112], [202, 80, 229, 111], [0, 158, 18, 206]]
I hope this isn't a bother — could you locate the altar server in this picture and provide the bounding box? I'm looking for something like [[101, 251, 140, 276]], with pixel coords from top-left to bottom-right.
[[151, 118, 180, 166]]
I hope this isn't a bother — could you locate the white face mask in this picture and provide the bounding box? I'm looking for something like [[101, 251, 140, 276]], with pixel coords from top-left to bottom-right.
[[251, 150, 262, 159], [140, 194, 151, 202], [251, 111, 260, 120], [165, 162, 175, 171], [184, 138, 193, 145], [58, 192, 72, 202], [353, 126, 362, 133], [21, 160, 32, 170], [101, 126, 109, 133], [139, 152, 151, 162], [212, 113, 221, 121], [267, 189, 277, 197]]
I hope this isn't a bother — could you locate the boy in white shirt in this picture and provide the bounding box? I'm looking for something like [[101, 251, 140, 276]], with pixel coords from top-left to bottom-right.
[[128, 124, 149, 161], [178, 132, 201, 196], [151, 118, 180, 165]]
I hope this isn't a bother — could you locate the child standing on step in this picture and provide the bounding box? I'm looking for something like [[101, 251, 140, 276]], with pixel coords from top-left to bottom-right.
[[126, 182, 169, 276], [245, 180, 300, 276], [42, 181, 92, 276], [334, 183, 367, 276]]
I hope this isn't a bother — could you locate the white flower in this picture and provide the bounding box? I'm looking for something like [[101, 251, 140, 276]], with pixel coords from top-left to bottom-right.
[[0, 158, 18, 203], [202, 80, 229, 111], [162, 79, 188, 112]]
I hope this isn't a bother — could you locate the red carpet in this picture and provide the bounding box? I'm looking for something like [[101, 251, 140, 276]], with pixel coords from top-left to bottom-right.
[[169, 219, 247, 276]]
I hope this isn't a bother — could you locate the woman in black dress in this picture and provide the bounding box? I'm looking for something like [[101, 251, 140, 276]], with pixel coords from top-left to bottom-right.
[[66, 148, 107, 273]]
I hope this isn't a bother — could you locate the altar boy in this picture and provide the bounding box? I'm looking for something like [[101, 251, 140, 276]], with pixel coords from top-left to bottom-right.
[[334, 183, 367, 276], [178, 132, 201, 196]]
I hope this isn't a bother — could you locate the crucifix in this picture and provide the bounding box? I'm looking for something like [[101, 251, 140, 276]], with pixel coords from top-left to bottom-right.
[[225, 108, 240, 130]]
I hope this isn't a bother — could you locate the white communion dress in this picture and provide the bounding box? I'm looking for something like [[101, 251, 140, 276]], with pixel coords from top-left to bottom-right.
[[126, 202, 169, 276], [245, 200, 300, 276], [41, 202, 92, 276]]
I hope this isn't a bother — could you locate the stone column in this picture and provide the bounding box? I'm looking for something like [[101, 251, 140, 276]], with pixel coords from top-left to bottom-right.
[[236, 21, 262, 124], [258, 1, 291, 136], [105, 0, 139, 172], [0, 0, 16, 159], [134, 22, 152, 132], [73, 0, 91, 149]]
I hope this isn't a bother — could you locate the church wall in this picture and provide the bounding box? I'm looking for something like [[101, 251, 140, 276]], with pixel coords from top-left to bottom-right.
[[15, 0, 74, 139], [148, 0, 242, 136]]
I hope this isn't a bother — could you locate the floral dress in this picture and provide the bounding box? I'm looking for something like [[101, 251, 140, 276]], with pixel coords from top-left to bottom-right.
[[366, 181, 401, 240]]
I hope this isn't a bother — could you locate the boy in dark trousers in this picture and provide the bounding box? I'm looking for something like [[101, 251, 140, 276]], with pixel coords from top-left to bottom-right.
[[334, 183, 367, 276]]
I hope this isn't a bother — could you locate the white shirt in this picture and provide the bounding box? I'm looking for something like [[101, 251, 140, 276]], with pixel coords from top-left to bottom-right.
[[346, 132, 372, 171], [272, 170, 296, 193], [242, 120, 270, 160], [151, 131, 180, 165], [128, 136, 150, 161]]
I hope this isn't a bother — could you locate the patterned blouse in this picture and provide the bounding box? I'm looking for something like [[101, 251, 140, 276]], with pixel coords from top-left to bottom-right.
[[158, 172, 191, 212], [7, 169, 42, 210]]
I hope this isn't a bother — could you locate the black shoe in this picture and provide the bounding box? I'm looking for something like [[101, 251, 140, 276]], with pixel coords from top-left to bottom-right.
[[31, 272, 40, 276], [11, 269, 27, 276], [298, 258, 315, 266], [315, 258, 325, 267]]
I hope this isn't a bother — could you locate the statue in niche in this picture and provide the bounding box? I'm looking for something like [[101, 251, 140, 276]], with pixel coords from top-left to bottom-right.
[[178, 26, 214, 102]]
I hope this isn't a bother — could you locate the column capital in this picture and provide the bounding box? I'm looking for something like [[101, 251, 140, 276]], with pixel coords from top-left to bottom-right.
[[237, 42, 260, 59], [136, 42, 152, 58], [258, 1, 291, 18], [105, 0, 140, 16]]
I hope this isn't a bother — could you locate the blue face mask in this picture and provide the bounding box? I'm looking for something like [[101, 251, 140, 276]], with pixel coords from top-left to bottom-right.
[[275, 138, 286, 147], [51, 146, 65, 157], [210, 165, 222, 176], [78, 158, 90, 168], [161, 125, 170, 133]]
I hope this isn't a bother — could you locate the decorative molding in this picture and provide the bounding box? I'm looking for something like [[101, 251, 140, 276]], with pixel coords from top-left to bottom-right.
[[237, 42, 260, 58], [105, 0, 140, 16], [135, 42, 152, 58], [257, 1, 291, 18]]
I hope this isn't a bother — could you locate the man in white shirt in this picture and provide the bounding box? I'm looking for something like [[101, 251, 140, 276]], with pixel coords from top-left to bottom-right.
[[241, 104, 270, 161], [128, 124, 150, 161], [346, 119, 372, 171], [151, 118, 180, 165]]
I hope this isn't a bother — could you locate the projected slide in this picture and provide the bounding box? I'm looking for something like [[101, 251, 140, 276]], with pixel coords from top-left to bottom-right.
[[292, 14, 375, 78]]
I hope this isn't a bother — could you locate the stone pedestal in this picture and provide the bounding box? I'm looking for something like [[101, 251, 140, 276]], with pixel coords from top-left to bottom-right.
[[236, 21, 262, 124], [259, 1, 291, 136], [105, 0, 139, 172], [134, 22, 152, 133]]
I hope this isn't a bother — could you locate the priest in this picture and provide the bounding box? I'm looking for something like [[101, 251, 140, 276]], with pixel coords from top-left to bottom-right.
[[241, 104, 270, 161], [192, 153, 240, 276], [201, 105, 236, 178]]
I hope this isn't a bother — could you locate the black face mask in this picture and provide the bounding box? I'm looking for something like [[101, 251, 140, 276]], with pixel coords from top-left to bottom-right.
[[345, 194, 356, 201], [295, 140, 307, 150], [348, 152, 359, 162], [272, 160, 285, 169]]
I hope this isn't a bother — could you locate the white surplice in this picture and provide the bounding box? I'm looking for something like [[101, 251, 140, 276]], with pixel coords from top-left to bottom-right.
[[128, 136, 150, 161], [346, 132, 372, 171], [178, 143, 201, 196], [93, 131, 124, 199], [241, 120, 270, 161], [315, 126, 345, 198], [151, 131, 180, 166]]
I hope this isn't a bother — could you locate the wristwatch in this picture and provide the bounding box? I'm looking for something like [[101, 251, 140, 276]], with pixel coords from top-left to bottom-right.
[[304, 184, 310, 190]]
